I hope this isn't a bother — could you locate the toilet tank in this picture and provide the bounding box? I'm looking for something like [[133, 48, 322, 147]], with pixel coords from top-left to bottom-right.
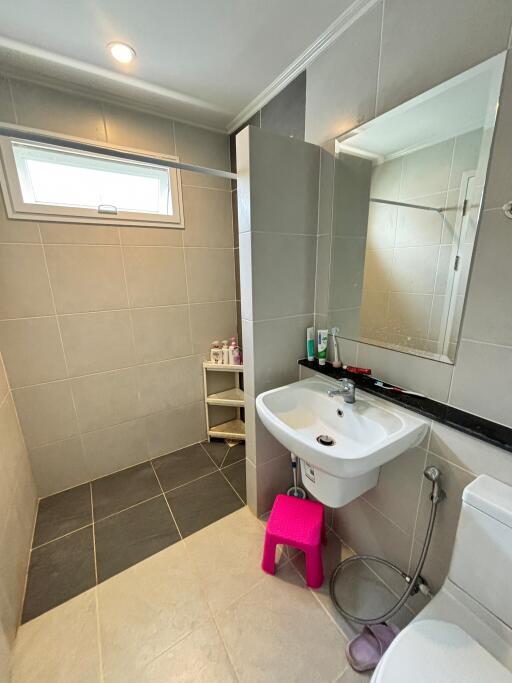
[[449, 475, 512, 628]]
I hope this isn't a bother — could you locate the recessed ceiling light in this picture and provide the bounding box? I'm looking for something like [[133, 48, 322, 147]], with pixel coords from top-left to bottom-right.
[[108, 42, 136, 64]]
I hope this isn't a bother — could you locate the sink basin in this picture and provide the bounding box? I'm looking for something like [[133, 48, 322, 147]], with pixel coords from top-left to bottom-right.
[[256, 376, 428, 507]]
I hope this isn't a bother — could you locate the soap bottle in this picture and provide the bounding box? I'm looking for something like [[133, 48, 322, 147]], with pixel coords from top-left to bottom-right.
[[221, 340, 229, 365], [210, 341, 222, 365], [229, 338, 241, 365]]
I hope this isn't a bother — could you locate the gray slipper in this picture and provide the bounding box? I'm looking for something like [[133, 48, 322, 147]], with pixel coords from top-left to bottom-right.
[[346, 623, 400, 672]]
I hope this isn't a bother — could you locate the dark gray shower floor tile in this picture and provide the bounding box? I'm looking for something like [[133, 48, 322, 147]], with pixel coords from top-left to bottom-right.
[[222, 442, 245, 468], [152, 443, 216, 492], [94, 495, 180, 582], [223, 461, 246, 502], [22, 526, 95, 623], [91, 462, 161, 521], [33, 483, 92, 548], [201, 439, 230, 467], [166, 471, 243, 538]]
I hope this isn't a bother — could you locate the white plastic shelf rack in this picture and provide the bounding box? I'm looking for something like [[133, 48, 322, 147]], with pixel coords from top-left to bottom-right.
[[202, 361, 245, 442]]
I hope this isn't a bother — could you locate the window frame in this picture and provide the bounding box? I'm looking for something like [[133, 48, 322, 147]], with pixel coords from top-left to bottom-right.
[[0, 136, 184, 229]]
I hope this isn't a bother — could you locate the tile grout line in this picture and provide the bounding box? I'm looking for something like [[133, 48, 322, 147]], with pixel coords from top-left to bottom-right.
[[150, 460, 184, 541], [31, 520, 95, 551], [199, 441, 246, 505]]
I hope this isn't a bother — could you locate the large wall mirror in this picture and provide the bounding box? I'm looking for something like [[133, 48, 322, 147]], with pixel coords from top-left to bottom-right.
[[324, 52, 506, 364]]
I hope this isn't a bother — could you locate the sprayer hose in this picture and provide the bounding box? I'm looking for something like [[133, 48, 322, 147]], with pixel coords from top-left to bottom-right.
[[329, 480, 440, 625]]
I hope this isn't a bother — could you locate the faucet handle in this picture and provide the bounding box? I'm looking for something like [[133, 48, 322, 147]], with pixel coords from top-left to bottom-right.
[[340, 378, 355, 389]]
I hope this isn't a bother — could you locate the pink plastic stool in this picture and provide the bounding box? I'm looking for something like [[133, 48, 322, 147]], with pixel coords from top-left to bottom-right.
[[262, 494, 325, 588]]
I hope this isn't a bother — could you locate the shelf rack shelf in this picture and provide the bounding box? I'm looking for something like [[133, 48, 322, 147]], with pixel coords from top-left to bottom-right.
[[202, 361, 245, 442]]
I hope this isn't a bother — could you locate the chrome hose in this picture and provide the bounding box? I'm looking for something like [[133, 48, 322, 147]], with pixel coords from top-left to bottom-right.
[[329, 466, 442, 625]]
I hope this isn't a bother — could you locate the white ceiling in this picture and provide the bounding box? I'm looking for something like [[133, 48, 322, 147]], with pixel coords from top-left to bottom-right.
[[0, 0, 354, 130]]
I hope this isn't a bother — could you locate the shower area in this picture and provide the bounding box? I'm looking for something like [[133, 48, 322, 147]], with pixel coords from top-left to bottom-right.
[[0, 75, 245, 665]]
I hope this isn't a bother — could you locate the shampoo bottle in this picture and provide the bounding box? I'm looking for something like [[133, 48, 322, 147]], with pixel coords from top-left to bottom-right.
[[210, 341, 222, 365], [317, 329, 328, 366]]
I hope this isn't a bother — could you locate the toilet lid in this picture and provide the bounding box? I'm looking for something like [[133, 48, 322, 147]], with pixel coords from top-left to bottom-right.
[[373, 619, 512, 683]]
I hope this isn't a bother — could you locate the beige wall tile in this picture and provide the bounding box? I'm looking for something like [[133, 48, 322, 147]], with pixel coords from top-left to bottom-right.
[[11, 589, 101, 683], [40, 222, 120, 245], [82, 418, 148, 480], [0, 194, 41, 244], [0, 244, 54, 319], [146, 401, 205, 457], [255, 452, 294, 516], [11, 79, 106, 141], [363, 446, 427, 535], [138, 355, 203, 415], [29, 437, 88, 497], [390, 245, 439, 294], [449, 340, 512, 426], [185, 247, 235, 303], [174, 122, 230, 189], [387, 292, 432, 338], [45, 245, 128, 314], [189, 301, 237, 357], [429, 422, 512, 485], [123, 246, 187, 307], [71, 367, 140, 433], [0, 354, 9, 404], [0, 317, 67, 388], [119, 226, 183, 247], [13, 381, 79, 448], [400, 140, 453, 199], [59, 310, 136, 376], [182, 186, 233, 247], [104, 104, 174, 154], [131, 305, 191, 364]]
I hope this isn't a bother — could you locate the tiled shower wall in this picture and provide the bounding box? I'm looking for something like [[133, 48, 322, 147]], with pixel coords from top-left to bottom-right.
[[0, 77, 238, 497], [0, 350, 37, 678]]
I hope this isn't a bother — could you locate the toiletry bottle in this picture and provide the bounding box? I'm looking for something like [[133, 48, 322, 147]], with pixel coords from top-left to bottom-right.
[[317, 329, 328, 366], [228, 338, 241, 365], [221, 340, 229, 365], [210, 341, 222, 365], [306, 327, 315, 362]]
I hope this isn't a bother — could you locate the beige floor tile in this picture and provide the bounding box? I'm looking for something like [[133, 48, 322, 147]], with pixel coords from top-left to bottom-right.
[[185, 506, 286, 616], [143, 617, 237, 682], [98, 541, 210, 682], [10, 589, 101, 683], [336, 666, 372, 682], [216, 562, 348, 683]]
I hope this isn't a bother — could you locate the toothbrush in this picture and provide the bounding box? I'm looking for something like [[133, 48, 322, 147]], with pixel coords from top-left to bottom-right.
[[331, 327, 342, 368], [374, 380, 425, 397]]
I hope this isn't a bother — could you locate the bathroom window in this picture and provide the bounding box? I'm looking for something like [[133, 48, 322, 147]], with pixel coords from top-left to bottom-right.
[[0, 137, 183, 228]]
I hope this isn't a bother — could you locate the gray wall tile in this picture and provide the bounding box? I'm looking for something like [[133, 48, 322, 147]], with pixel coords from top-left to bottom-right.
[[260, 71, 306, 140], [184, 248, 236, 303], [182, 187, 233, 247], [377, 0, 512, 115], [82, 419, 148, 480], [29, 437, 88, 498], [305, 2, 382, 145], [131, 305, 191, 364], [138, 356, 203, 415], [123, 246, 187, 308]]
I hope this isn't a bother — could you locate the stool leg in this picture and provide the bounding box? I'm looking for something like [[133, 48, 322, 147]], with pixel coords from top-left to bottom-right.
[[305, 545, 324, 588], [261, 535, 278, 575]]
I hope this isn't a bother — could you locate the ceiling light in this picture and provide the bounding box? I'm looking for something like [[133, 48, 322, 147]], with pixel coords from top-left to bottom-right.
[[108, 42, 136, 64]]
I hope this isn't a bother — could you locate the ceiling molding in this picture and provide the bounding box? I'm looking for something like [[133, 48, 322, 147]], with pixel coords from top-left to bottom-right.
[[0, 35, 230, 118], [227, 0, 380, 134]]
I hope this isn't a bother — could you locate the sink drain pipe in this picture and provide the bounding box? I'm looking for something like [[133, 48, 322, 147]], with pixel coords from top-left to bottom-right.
[[329, 466, 443, 625]]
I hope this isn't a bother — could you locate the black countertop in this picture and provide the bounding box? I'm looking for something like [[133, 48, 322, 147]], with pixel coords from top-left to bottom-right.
[[298, 359, 512, 455]]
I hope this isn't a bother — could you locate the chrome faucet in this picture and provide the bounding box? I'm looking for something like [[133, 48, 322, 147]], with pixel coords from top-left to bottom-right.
[[327, 378, 356, 404]]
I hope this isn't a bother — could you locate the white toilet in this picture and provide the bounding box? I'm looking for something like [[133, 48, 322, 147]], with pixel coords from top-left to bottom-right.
[[372, 474, 512, 682]]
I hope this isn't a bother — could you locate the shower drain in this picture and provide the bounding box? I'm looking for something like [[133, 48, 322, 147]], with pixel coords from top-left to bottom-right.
[[316, 434, 335, 446]]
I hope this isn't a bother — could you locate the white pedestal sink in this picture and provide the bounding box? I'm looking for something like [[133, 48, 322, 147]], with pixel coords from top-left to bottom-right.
[[256, 376, 428, 507]]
